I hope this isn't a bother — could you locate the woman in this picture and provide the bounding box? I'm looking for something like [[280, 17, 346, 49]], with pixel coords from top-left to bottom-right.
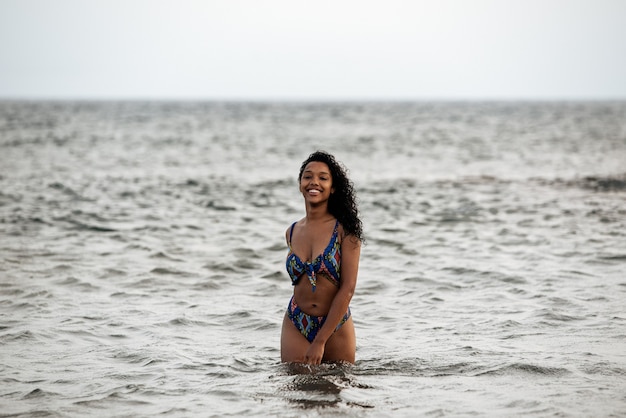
[[281, 151, 363, 365]]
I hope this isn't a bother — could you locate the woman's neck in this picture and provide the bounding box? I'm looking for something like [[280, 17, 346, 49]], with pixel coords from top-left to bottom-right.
[[304, 203, 333, 223]]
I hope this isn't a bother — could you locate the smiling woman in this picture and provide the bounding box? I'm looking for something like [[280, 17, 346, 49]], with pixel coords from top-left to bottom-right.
[[281, 151, 364, 365]]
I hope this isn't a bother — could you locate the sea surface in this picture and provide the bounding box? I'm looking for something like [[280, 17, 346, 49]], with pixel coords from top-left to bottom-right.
[[1, 100, 625, 417]]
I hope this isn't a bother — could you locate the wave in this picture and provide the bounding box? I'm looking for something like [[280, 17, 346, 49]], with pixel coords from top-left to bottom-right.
[[53, 216, 117, 233], [48, 182, 94, 202], [534, 308, 586, 323], [577, 175, 626, 192], [474, 362, 570, 377], [0, 330, 39, 343], [54, 277, 100, 291], [149, 267, 195, 277], [22, 388, 61, 400], [352, 354, 573, 379]]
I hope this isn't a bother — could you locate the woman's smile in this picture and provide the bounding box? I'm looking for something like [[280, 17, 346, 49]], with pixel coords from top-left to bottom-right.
[[300, 161, 333, 200]]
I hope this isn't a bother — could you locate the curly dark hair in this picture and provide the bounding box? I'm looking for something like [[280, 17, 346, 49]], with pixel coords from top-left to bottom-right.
[[298, 151, 364, 242]]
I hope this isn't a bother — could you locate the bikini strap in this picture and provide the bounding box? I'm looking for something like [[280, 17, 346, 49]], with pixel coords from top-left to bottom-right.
[[288, 222, 297, 245], [332, 219, 340, 240]]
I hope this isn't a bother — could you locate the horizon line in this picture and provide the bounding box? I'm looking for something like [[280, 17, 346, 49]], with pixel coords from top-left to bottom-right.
[[1, 95, 626, 103]]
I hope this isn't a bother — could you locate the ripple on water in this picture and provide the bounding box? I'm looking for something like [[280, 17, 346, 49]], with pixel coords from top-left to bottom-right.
[[264, 362, 377, 410], [473, 362, 571, 377], [54, 276, 100, 292]]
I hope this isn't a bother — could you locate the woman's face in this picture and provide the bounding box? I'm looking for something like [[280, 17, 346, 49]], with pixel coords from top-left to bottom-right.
[[299, 161, 334, 203]]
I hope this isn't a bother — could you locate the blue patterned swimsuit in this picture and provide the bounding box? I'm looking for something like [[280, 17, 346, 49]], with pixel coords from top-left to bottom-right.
[[285, 220, 351, 343], [286, 220, 341, 291]]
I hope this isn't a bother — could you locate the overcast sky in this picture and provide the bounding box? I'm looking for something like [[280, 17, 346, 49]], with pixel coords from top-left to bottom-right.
[[1, 0, 625, 100]]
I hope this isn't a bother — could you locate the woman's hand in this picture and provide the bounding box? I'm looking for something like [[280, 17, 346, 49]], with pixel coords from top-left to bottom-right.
[[304, 340, 325, 365]]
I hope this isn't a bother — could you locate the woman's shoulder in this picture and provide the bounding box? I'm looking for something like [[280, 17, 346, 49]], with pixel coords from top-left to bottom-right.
[[337, 222, 362, 248], [285, 218, 303, 230], [284, 219, 303, 239], [335, 220, 348, 241]]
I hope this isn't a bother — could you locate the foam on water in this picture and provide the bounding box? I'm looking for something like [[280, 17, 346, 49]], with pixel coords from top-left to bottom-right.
[[1, 101, 625, 417]]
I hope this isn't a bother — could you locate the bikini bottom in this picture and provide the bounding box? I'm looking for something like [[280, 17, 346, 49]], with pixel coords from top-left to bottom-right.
[[287, 295, 351, 343]]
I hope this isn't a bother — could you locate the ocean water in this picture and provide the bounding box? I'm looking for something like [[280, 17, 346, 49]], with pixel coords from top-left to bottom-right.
[[1, 100, 625, 417]]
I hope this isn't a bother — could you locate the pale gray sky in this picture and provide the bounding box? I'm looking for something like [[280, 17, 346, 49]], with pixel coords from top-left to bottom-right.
[[1, 0, 625, 100]]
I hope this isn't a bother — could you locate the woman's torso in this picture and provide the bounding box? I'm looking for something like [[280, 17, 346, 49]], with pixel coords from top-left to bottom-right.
[[286, 219, 342, 316]]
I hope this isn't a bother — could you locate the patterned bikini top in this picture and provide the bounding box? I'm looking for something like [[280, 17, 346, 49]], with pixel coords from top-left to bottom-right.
[[286, 220, 341, 292]]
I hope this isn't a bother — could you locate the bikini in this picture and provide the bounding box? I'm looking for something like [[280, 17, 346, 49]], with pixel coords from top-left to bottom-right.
[[285, 220, 351, 343]]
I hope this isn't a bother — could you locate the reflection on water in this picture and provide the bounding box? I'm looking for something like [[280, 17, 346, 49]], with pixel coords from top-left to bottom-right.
[[277, 362, 375, 410]]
